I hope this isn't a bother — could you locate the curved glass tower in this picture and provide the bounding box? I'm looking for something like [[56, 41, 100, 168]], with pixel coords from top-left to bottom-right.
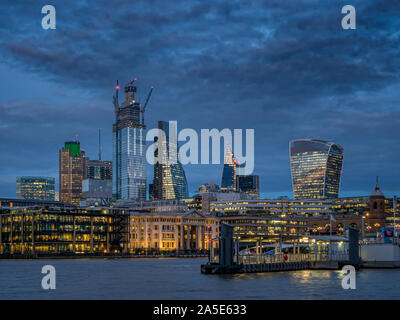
[[153, 121, 189, 200], [290, 139, 344, 200]]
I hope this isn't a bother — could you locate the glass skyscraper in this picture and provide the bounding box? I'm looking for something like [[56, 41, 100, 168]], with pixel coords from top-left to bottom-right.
[[220, 145, 236, 192], [290, 139, 344, 200], [236, 175, 260, 198], [112, 82, 146, 200], [153, 121, 189, 200], [16, 176, 55, 201], [85, 160, 112, 180]]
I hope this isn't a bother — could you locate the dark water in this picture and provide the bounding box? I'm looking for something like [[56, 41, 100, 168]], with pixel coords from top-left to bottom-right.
[[0, 258, 399, 299]]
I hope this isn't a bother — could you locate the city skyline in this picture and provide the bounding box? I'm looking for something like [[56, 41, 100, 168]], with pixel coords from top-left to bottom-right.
[[0, 1, 399, 199]]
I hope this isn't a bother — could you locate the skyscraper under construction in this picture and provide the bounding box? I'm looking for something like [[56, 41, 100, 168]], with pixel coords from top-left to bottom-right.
[[112, 79, 152, 200]]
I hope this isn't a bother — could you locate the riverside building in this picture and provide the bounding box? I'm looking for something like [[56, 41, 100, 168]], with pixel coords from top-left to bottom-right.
[[128, 210, 219, 253], [0, 206, 129, 256], [210, 198, 329, 245]]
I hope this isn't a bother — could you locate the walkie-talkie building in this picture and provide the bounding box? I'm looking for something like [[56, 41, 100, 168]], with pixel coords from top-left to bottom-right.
[[290, 139, 344, 200], [112, 81, 146, 200]]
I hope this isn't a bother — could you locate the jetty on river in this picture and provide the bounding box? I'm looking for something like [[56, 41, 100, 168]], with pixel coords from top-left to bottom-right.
[[201, 223, 361, 274]]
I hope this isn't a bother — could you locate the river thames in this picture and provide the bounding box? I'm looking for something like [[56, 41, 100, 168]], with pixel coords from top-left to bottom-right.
[[0, 258, 399, 299]]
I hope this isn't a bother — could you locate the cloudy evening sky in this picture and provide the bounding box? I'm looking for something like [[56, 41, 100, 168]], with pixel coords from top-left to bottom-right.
[[0, 0, 399, 198]]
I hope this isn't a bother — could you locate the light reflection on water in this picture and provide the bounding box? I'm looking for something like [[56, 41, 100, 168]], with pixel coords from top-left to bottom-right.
[[0, 258, 399, 299]]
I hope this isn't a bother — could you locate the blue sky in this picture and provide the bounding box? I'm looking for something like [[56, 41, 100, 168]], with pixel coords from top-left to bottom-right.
[[0, 0, 399, 198]]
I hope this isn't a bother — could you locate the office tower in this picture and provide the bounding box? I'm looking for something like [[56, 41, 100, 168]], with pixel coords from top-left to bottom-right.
[[149, 183, 155, 200], [236, 175, 260, 198], [220, 145, 237, 191], [16, 176, 55, 201], [112, 80, 147, 201], [85, 159, 112, 180], [82, 155, 112, 204], [59, 141, 86, 206], [290, 139, 344, 200], [153, 121, 189, 200]]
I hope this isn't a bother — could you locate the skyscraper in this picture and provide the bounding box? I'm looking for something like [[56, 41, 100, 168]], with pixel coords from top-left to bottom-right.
[[290, 139, 344, 200], [85, 159, 112, 180], [16, 176, 55, 201], [153, 121, 189, 200], [59, 141, 86, 206], [112, 80, 147, 200], [220, 145, 237, 192], [236, 175, 260, 198]]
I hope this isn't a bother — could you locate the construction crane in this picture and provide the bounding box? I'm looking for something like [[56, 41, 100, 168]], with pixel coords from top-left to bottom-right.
[[126, 77, 137, 87], [113, 80, 120, 114], [113, 80, 120, 198], [140, 86, 154, 125]]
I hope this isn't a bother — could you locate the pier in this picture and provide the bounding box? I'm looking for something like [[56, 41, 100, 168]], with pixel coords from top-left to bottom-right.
[[201, 223, 360, 274]]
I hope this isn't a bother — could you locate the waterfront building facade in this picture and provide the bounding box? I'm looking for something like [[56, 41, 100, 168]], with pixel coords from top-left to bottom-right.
[[211, 198, 333, 217], [236, 175, 260, 198], [290, 139, 344, 200], [112, 82, 146, 201], [216, 204, 309, 244], [187, 191, 255, 214], [128, 210, 219, 252], [220, 146, 237, 192], [0, 198, 65, 208], [16, 176, 55, 201], [309, 183, 389, 235], [0, 207, 129, 256], [116, 199, 188, 213], [59, 141, 86, 206], [153, 121, 189, 200]]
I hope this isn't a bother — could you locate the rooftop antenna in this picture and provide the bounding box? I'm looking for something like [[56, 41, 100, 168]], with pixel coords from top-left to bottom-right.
[[98, 128, 102, 160]]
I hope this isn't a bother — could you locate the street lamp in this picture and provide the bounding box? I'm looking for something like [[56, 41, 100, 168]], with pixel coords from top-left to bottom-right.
[[362, 216, 365, 240]]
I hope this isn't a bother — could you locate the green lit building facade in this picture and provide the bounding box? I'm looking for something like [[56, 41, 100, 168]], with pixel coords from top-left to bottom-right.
[[16, 177, 55, 201], [290, 139, 344, 200]]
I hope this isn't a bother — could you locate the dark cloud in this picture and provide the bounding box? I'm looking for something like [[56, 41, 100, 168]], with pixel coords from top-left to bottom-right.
[[0, 0, 399, 197]]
